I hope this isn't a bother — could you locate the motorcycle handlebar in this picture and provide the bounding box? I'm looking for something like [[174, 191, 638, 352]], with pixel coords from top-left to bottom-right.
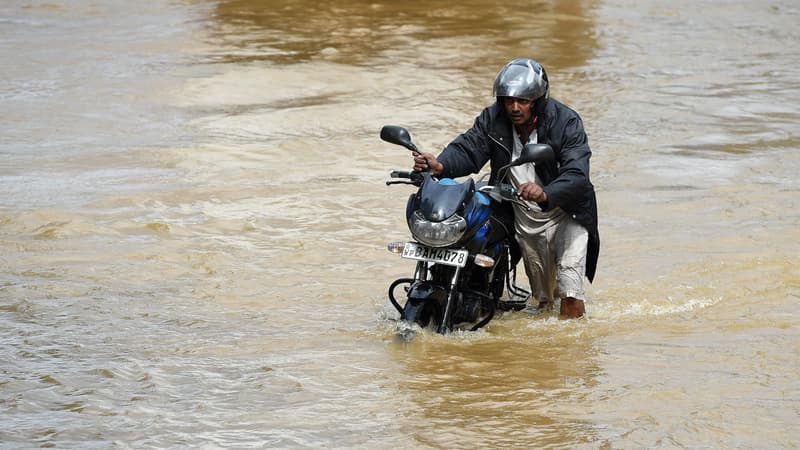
[[478, 183, 532, 211], [388, 170, 424, 186], [385, 174, 530, 210]]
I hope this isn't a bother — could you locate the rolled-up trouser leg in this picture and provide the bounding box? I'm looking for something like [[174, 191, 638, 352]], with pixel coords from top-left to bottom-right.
[[516, 217, 588, 305]]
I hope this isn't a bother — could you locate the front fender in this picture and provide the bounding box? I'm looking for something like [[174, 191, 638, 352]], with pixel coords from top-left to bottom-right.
[[402, 280, 449, 328], [407, 280, 448, 302]]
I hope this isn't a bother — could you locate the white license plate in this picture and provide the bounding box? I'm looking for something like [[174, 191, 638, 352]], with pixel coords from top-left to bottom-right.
[[401, 242, 469, 268]]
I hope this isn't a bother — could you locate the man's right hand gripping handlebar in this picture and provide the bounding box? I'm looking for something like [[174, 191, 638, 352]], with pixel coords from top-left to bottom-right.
[[412, 152, 444, 177]]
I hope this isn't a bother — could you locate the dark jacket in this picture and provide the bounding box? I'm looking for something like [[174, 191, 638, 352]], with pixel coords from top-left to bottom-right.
[[437, 99, 599, 282]]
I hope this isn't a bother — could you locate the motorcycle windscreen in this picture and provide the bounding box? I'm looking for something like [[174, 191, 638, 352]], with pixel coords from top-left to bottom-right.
[[418, 177, 475, 222]]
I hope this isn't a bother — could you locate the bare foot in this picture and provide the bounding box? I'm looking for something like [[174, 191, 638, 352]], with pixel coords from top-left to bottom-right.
[[559, 297, 585, 319]]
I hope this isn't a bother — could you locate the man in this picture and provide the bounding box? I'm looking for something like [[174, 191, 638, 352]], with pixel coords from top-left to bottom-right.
[[411, 58, 599, 319]]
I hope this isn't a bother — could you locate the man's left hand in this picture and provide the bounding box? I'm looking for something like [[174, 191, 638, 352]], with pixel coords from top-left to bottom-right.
[[517, 182, 547, 203]]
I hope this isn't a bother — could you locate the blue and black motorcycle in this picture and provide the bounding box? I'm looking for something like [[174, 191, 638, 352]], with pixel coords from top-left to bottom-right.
[[381, 125, 554, 334]]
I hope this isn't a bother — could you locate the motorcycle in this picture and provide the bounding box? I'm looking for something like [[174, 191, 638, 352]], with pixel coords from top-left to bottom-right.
[[381, 125, 555, 335]]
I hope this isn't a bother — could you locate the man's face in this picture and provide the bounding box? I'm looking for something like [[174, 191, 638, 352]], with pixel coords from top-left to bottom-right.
[[503, 97, 533, 125]]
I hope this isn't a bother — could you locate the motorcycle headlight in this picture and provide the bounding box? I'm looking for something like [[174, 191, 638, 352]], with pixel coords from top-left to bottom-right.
[[410, 211, 467, 247]]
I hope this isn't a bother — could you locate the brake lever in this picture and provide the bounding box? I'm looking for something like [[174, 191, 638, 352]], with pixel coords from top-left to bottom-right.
[[509, 197, 532, 211], [478, 184, 532, 211]]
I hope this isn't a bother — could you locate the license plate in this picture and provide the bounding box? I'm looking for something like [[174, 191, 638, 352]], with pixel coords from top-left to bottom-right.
[[401, 242, 469, 268]]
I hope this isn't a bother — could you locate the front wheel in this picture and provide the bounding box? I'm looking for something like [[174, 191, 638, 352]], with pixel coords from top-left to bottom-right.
[[401, 298, 434, 328]]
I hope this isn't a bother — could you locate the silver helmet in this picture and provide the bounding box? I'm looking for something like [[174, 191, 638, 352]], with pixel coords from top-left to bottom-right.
[[492, 58, 549, 106]]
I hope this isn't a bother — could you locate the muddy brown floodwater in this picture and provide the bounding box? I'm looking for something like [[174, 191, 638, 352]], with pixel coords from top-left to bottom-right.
[[1, 0, 799, 448]]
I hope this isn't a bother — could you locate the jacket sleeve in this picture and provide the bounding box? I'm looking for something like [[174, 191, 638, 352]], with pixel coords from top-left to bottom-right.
[[541, 114, 593, 211], [437, 108, 493, 179]]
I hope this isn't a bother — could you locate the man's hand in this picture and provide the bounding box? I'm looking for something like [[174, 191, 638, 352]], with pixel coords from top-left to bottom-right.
[[412, 152, 444, 176], [517, 182, 548, 203]]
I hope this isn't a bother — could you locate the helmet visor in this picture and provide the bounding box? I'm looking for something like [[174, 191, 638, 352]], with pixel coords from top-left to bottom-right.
[[492, 62, 547, 101]]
